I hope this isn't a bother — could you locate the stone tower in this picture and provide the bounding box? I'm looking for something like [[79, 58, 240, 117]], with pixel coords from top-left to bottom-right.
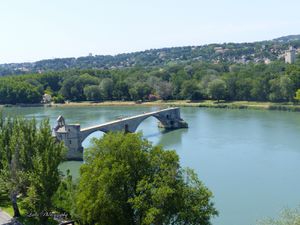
[[285, 46, 296, 64]]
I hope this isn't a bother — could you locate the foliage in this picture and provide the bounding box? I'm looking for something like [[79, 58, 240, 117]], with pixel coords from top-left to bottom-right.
[[53, 94, 65, 103], [75, 132, 218, 225], [0, 80, 42, 104], [155, 81, 173, 100], [99, 78, 113, 100], [22, 120, 66, 223], [52, 170, 77, 217], [0, 116, 38, 217], [257, 207, 300, 225], [180, 80, 203, 100], [1, 58, 300, 104], [294, 89, 300, 102], [269, 76, 294, 102], [0, 115, 66, 223], [129, 82, 152, 101], [208, 79, 227, 101], [84, 85, 102, 101]]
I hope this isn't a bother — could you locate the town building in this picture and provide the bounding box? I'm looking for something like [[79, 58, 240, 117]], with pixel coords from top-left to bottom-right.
[[285, 46, 296, 64]]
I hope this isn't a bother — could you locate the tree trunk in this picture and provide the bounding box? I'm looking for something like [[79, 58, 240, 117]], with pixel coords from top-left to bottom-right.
[[11, 192, 20, 217]]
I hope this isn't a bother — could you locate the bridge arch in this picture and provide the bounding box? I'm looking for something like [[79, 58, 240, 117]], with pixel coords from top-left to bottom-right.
[[132, 114, 169, 133], [80, 128, 108, 144], [81, 130, 106, 148]]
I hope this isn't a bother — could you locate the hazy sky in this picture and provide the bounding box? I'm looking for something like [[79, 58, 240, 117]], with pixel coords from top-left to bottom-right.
[[0, 0, 299, 63]]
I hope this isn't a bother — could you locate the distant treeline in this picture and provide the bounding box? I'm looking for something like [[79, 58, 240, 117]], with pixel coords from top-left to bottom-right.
[[1, 60, 300, 104], [1, 34, 300, 76]]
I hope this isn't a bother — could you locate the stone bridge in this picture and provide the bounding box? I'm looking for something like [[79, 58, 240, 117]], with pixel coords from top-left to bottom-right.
[[53, 107, 188, 160]]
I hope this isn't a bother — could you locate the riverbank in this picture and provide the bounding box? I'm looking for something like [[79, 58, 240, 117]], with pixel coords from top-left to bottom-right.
[[2, 100, 300, 112], [50, 100, 300, 112]]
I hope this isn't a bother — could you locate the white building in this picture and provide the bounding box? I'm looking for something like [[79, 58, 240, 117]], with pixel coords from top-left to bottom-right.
[[285, 46, 296, 64], [42, 94, 52, 103]]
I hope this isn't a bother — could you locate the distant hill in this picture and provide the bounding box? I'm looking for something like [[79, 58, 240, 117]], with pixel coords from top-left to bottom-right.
[[273, 34, 300, 42], [1, 34, 300, 76]]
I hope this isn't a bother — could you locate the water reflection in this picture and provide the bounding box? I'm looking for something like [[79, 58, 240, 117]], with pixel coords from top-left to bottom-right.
[[156, 129, 188, 148]]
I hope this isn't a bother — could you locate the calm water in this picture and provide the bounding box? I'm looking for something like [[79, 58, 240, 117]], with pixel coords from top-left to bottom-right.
[[3, 106, 300, 225]]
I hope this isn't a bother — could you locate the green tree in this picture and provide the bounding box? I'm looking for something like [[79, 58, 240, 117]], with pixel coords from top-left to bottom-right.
[[0, 116, 66, 222], [155, 81, 173, 100], [236, 78, 253, 100], [129, 82, 152, 101], [23, 120, 66, 224], [52, 170, 77, 217], [113, 81, 130, 100], [208, 79, 227, 102], [0, 117, 37, 217], [59, 76, 77, 100], [53, 94, 65, 103], [295, 89, 300, 102], [100, 78, 114, 100], [257, 207, 300, 225], [279, 76, 294, 101], [75, 132, 217, 225], [84, 85, 102, 101], [180, 80, 203, 101], [269, 76, 294, 102]]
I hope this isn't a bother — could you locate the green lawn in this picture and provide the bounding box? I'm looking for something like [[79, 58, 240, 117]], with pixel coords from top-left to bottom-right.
[[0, 193, 58, 225]]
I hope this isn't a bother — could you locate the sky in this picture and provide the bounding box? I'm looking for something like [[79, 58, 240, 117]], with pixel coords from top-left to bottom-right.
[[0, 0, 299, 63]]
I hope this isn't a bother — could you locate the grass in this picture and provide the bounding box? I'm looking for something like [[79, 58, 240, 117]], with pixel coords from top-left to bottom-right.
[[0, 192, 59, 225], [0, 191, 14, 216]]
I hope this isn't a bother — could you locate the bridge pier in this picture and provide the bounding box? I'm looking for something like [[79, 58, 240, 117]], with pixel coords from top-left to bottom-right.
[[158, 119, 188, 129], [54, 107, 188, 160]]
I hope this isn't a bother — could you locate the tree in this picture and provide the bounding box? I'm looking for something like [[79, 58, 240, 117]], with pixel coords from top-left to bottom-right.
[[129, 82, 152, 101], [0, 117, 37, 217], [53, 94, 65, 103], [23, 120, 66, 224], [279, 76, 294, 101], [84, 85, 102, 101], [269, 76, 294, 102], [180, 80, 203, 101], [52, 170, 77, 217], [0, 116, 66, 222], [60, 76, 77, 100], [236, 78, 253, 100], [208, 79, 227, 102], [75, 132, 218, 225], [250, 78, 269, 101], [155, 81, 173, 100], [295, 89, 300, 102], [0, 80, 42, 104], [257, 207, 300, 225], [113, 81, 130, 100], [100, 78, 114, 100]]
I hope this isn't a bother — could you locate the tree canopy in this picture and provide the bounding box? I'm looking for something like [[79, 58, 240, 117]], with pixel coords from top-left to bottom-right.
[[0, 115, 66, 223], [1, 59, 300, 104], [75, 132, 218, 225]]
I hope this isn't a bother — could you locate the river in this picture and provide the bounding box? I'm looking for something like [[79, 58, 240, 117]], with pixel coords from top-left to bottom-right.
[[3, 106, 300, 225]]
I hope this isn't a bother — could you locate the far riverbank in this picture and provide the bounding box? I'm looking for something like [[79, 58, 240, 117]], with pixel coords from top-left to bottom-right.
[[51, 100, 300, 112], [2, 100, 300, 112]]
